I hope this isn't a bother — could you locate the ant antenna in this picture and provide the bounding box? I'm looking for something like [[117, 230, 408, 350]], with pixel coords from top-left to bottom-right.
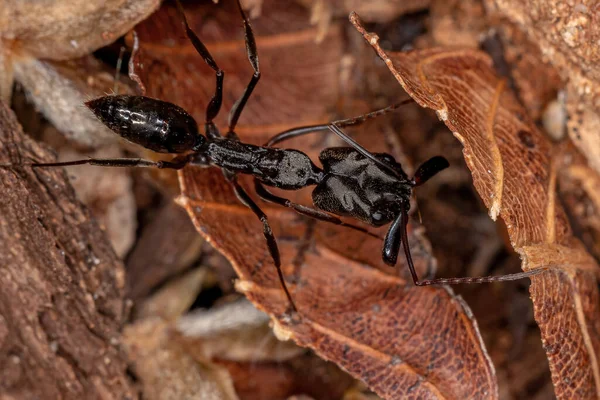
[[265, 99, 414, 147], [400, 208, 547, 285]]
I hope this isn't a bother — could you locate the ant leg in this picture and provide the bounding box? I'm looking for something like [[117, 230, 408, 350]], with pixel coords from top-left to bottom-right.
[[265, 99, 414, 146], [226, 174, 297, 312], [228, 0, 260, 133], [389, 208, 547, 286], [0, 155, 192, 170], [175, 0, 223, 124], [254, 179, 382, 240]]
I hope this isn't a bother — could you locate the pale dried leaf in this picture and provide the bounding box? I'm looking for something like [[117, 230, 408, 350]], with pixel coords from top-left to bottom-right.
[[177, 300, 302, 362], [137, 267, 211, 321], [1, 0, 159, 60], [13, 57, 121, 146], [123, 318, 239, 400]]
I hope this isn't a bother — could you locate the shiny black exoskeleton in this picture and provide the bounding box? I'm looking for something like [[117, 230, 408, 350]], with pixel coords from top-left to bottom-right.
[[10, 0, 543, 312], [87, 96, 204, 154]]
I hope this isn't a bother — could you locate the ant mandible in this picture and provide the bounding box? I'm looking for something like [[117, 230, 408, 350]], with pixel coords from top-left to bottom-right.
[[3, 0, 544, 312]]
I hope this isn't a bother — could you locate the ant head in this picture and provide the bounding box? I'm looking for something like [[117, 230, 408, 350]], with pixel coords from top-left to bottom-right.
[[411, 156, 449, 187]]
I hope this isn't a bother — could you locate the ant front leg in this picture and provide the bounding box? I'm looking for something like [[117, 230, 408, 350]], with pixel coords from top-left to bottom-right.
[[254, 179, 382, 240], [225, 172, 298, 313]]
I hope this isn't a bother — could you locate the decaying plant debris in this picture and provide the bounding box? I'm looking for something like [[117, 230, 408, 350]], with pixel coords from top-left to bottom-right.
[[1, 0, 600, 399]]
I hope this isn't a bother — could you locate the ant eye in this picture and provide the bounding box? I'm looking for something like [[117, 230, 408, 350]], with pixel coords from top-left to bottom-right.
[[372, 211, 383, 221]]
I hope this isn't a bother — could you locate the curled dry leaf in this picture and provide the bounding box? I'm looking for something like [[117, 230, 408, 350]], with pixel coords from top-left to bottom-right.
[[12, 57, 122, 147], [0, 101, 134, 397], [349, 15, 600, 399]]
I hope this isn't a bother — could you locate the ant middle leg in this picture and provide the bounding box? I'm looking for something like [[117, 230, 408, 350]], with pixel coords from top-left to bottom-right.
[[225, 172, 298, 312], [254, 179, 382, 240]]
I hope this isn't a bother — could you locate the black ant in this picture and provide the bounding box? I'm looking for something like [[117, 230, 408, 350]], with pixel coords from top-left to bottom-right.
[[2, 0, 544, 312]]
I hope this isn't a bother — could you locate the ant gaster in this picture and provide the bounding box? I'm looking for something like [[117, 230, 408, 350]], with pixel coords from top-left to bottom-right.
[[3, 0, 544, 312]]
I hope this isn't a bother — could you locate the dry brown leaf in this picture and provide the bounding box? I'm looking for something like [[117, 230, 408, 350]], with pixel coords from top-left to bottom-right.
[[178, 128, 499, 399], [134, 2, 499, 398], [123, 318, 239, 400], [349, 15, 600, 399]]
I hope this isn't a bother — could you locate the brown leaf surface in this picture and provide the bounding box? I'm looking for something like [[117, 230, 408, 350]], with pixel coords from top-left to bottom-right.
[[0, 101, 134, 397], [178, 170, 498, 398], [350, 16, 600, 399]]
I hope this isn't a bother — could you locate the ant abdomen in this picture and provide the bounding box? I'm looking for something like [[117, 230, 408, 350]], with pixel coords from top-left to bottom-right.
[[86, 95, 205, 153]]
